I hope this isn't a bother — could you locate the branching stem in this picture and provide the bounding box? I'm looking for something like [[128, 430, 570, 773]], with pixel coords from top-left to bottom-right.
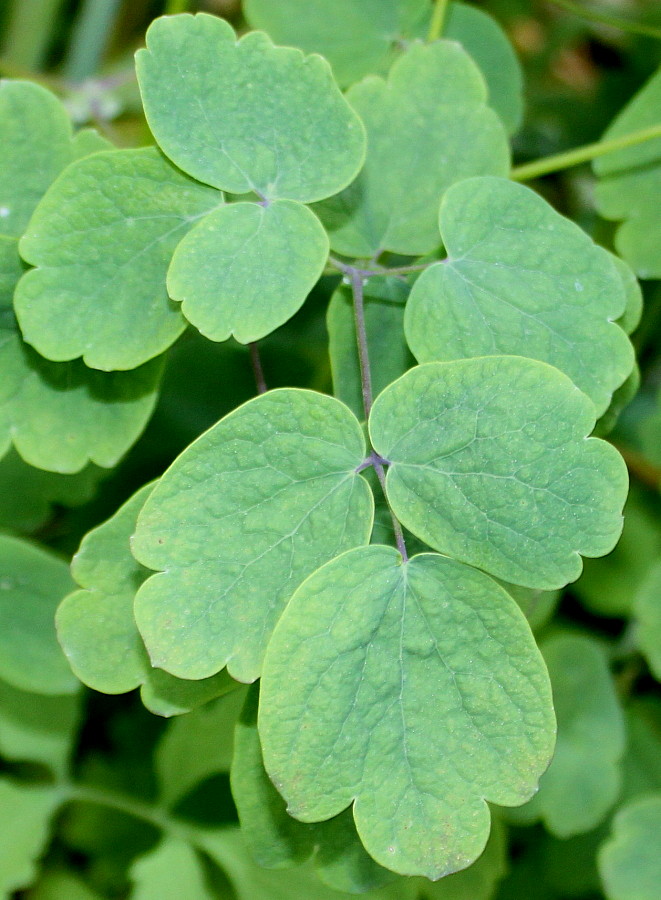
[[549, 0, 661, 41], [249, 341, 267, 394], [328, 255, 430, 279], [511, 123, 661, 181], [428, 0, 449, 42]]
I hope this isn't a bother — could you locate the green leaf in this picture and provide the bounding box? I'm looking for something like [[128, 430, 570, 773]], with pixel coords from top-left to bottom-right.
[[514, 635, 625, 837], [315, 41, 509, 257], [167, 200, 328, 344], [130, 838, 215, 900], [594, 68, 661, 279], [598, 795, 661, 900], [29, 869, 102, 900], [634, 560, 661, 680], [443, 2, 524, 135], [327, 276, 412, 420], [16, 147, 221, 371], [0, 778, 59, 896], [613, 255, 643, 336], [201, 828, 416, 900], [0, 81, 75, 239], [500, 583, 560, 633], [58, 482, 237, 715], [70, 127, 113, 159], [0, 535, 78, 695], [243, 0, 428, 88], [231, 685, 396, 894], [136, 14, 365, 203], [369, 358, 627, 590], [419, 819, 508, 900], [573, 487, 661, 618], [0, 677, 80, 777], [259, 546, 555, 880], [404, 177, 634, 416], [0, 448, 102, 534], [132, 389, 373, 682], [620, 700, 661, 803], [156, 687, 247, 809]]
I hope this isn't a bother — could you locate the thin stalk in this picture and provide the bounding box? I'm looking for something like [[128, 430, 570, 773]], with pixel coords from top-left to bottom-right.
[[616, 445, 661, 490], [428, 0, 449, 41], [165, 0, 191, 12], [249, 341, 267, 395], [328, 255, 430, 279], [549, 0, 661, 41], [1, 0, 67, 70], [64, 0, 123, 84], [511, 122, 661, 181], [350, 270, 373, 419], [59, 783, 201, 845], [373, 458, 408, 562]]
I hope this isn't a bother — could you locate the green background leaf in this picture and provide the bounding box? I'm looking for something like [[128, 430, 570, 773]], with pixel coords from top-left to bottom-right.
[[598, 795, 661, 900], [0, 779, 60, 897], [315, 41, 510, 257]]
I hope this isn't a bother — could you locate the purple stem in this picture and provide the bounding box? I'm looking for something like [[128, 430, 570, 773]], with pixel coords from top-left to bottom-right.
[[249, 341, 267, 395]]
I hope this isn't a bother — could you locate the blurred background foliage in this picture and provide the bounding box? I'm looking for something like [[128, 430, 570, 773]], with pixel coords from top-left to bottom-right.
[[3, 2, 661, 899]]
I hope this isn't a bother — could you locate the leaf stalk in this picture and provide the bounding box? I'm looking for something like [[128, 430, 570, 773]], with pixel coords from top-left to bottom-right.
[[428, 0, 450, 42]]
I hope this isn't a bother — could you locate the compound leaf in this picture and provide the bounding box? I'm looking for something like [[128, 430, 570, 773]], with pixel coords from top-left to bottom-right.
[[404, 177, 634, 416], [130, 838, 215, 900], [57, 481, 236, 715], [0, 779, 60, 896], [634, 560, 661, 680], [598, 795, 661, 900], [0, 535, 77, 695], [518, 635, 625, 837], [167, 200, 328, 344], [16, 147, 221, 371], [327, 276, 412, 420], [156, 687, 247, 810], [132, 389, 373, 683], [0, 677, 80, 778], [259, 546, 555, 880], [315, 41, 509, 257], [594, 68, 661, 279], [231, 685, 395, 894], [369, 358, 627, 590], [136, 14, 365, 203]]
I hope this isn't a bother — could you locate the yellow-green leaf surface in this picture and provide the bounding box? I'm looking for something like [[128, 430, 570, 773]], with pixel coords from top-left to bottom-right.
[[369, 359, 627, 590], [243, 1, 524, 133], [167, 200, 328, 343], [327, 276, 412, 420], [0, 778, 59, 896], [156, 687, 247, 809], [231, 685, 396, 894], [419, 820, 507, 900], [259, 547, 555, 880], [512, 635, 625, 837], [598, 795, 661, 900], [136, 14, 365, 202], [634, 560, 661, 679], [28, 869, 102, 900], [315, 41, 509, 257], [201, 828, 415, 900], [57, 482, 235, 715], [16, 148, 221, 371], [0, 677, 80, 778], [132, 389, 373, 683], [405, 177, 634, 416], [130, 838, 215, 900], [594, 68, 661, 279], [0, 535, 77, 695]]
